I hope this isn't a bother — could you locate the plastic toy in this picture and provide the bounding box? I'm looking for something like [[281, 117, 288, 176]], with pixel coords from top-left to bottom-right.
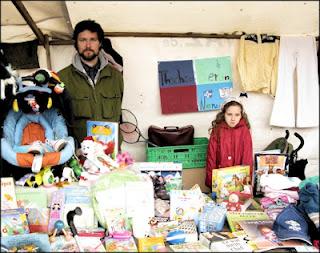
[[68, 156, 83, 178], [66, 207, 82, 237], [166, 230, 186, 245], [49, 220, 72, 243]]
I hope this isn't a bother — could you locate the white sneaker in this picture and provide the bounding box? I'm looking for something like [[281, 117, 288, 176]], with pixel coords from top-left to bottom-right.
[[46, 139, 67, 152], [28, 141, 45, 155]]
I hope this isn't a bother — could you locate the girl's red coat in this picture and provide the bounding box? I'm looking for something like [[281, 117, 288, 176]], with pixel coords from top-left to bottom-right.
[[205, 118, 253, 188]]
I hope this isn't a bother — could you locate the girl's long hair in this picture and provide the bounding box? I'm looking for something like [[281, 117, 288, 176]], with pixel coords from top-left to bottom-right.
[[209, 100, 250, 134]]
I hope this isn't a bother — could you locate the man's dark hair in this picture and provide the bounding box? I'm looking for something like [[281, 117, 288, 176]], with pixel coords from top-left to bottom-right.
[[73, 19, 104, 50]]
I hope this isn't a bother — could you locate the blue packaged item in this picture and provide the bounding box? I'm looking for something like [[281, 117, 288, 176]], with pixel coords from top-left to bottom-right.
[[198, 202, 227, 233]]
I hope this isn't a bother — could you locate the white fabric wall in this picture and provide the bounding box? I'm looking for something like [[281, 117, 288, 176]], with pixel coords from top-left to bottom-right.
[[36, 37, 319, 177]]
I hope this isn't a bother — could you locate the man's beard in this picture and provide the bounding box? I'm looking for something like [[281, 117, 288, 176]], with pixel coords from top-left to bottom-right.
[[79, 50, 98, 61]]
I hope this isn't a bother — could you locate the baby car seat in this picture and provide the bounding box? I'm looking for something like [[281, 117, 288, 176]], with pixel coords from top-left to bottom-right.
[[1, 69, 75, 168]]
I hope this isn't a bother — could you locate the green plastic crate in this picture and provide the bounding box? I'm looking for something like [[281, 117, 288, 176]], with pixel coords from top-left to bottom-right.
[[146, 137, 208, 169]]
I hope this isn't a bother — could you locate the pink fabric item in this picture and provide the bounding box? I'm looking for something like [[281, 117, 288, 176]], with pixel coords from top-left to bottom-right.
[[263, 186, 299, 200]]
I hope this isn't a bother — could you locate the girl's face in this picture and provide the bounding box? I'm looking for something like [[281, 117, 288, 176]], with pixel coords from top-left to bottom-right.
[[224, 105, 242, 128]]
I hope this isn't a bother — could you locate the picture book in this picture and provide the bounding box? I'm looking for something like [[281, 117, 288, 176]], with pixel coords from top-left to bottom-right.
[[103, 208, 131, 236], [26, 208, 50, 233], [49, 235, 80, 252], [1, 208, 30, 236], [175, 220, 198, 242], [16, 188, 47, 208], [239, 219, 305, 252], [16, 189, 49, 233], [170, 188, 204, 221], [104, 236, 138, 252], [169, 241, 210, 252], [1, 177, 18, 210], [1, 233, 51, 252], [211, 165, 252, 202], [76, 236, 106, 252], [86, 120, 119, 159], [149, 220, 179, 238], [133, 162, 183, 199], [137, 236, 166, 252], [62, 186, 98, 229], [199, 231, 252, 252], [226, 211, 270, 232], [254, 154, 288, 196]]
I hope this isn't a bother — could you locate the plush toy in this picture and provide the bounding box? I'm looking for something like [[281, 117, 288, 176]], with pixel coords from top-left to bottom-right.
[[1, 68, 75, 173], [225, 192, 242, 211], [80, 136, 119, 173], [0, 49, 17, 100]]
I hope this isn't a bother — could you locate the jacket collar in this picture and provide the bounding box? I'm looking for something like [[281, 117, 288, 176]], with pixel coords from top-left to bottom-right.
[[72, 50, 111, 78]]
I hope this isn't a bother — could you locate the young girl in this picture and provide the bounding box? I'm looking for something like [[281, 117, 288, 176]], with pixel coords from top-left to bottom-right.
[[205, 100, 253, 188]]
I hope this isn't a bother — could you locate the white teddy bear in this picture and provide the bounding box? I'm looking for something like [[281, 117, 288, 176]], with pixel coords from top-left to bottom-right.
[[80, 137, 119, 174]]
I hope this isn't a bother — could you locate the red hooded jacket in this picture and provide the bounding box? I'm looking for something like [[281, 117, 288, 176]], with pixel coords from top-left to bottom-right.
[[205, 118, 253, 188]]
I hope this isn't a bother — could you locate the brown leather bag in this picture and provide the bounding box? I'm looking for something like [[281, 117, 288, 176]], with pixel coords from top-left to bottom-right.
[[148, 125, 194, 147]]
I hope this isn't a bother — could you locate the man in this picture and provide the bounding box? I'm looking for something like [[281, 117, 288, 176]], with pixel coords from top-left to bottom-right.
[[58, 20, 124, 146]]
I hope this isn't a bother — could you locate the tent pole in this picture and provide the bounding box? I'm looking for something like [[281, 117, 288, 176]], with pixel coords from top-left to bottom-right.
[[49, 32, 319, 45], [44, 35, 52, 70]]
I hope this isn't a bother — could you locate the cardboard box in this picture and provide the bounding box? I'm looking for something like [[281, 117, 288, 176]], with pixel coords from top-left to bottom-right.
[[182, 168, 210, 193]]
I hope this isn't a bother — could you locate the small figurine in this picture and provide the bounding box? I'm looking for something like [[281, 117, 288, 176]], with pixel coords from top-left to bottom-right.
[[226, 192, 242, 211], [49, 220, 72, 243], [68, 156, 83, 178]]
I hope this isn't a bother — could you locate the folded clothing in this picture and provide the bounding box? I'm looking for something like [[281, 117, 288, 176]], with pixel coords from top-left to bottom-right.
[[260, 173, 301, 190], [298, 183, 319, 230]]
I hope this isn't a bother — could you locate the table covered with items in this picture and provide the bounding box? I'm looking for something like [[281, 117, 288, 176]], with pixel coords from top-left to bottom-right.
[[0, 158, 319, 252]]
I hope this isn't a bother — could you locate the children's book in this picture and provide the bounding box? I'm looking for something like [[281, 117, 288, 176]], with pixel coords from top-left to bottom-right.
[[211, 165, 252, 202], [1, 233, 51, 252], [104, 236, 138, 252], [170, 188, 204, 222], [199, 231, 252, 252], [103, 208, 131, 236], [149, 220, 179, 238], [133, 162, 183, 200], [16, 189, 49, 233], [16, 188, 47, 208], [49, 235, 80, 252], [254, 154, 288, 196], [62, 186, 98, 229], [175, 220, 198, 242], [1, 208, 30, 236], [239, 219, 305, 252], [86, 120, 119, 159], [76, 236, 106, 252], [169, 241, 210, 252], [226, 211, 270, 232], [1, 177, 18, 210], [137, 236, 166, 252]]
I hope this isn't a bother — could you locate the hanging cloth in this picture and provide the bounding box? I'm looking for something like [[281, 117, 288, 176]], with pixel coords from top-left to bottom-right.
[[270, 36, 319, 128], [237, 34, 279, 96]]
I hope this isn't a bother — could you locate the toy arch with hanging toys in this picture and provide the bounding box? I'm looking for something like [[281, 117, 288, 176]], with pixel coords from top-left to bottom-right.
[[1, 68, 75, 168]]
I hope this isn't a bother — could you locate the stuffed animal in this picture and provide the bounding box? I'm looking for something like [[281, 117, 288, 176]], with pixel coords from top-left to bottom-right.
[[80, 136, 119, 174], [225, 192, 242, 211]]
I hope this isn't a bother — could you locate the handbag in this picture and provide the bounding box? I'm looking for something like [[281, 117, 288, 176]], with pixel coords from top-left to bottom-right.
[[148, 125, 194, 147]]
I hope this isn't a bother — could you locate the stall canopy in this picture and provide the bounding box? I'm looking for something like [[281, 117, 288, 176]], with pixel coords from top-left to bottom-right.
[[1, 1, 319, 44]]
